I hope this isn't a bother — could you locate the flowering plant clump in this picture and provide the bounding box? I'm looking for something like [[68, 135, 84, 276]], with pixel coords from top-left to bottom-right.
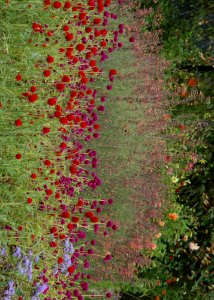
[[0, 0, 134, 298]]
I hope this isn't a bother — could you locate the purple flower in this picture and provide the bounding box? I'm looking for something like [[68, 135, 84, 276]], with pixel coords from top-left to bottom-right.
[[1, 247, 6, 256], [35, 256, 40, 263], [34, 283, 49, 296], [27, 270, 33, 281], [4, 281, 15, 300], [13, 247, 21, 258]]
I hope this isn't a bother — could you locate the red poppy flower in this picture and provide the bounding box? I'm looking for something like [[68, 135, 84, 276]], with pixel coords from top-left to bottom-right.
[[53, 1, 62, 9], [91, 216, 99, 223], [94, 123, 100, 130], [56, 83, 65, 92], [85, 52, 92, 59], [50, 227, 57, 233], [28, 94, 38, 102], [16, 74, 22, 81], [68, 266, 75, 274], [94, 18, 101, 25], [48, 98, 57, 106], [70, 165, 77, 174], [95, 30, 101, 37], [85, 27, 92, 33], [60, 142, 67, 149], [73, 57, 79, 64], [23, 91, 30, 98], [76, 43, 85, 52], [98, 4, 104, 12], [62, 75, 70, 82], [32, 23, 43, 32], [15, 119, 22, 126], [75, 116, 81, 123], [50, 241, 57, 247], [43, 70, 51, 77], [54, 111, 62, 118], [78, 70, 85, 78], [18, 226, 23, 231], [70, 90, 77, 98], [58, 257, 64, 264], [15, 153, 22, 159], [55, 192, 60, 199], [15, 119, 22, 127], [81, 77, 88, 84], [27, 198, 33, 204], [79, 12, 87, 20], [55, 104, 62, 111], [59, 117, 68, 125], [59, 234, 66, 240], [100, 40, 107, 47], [31, 173, 37, 179], [46, 189, 53, 196], [89, 60, 96, 67], [61, 211, 70, 218], [80, 121, 87, 128], [30, 86, 36, 93], [72, 5, 79, 11], [66, 51, 73, 60], [109, 69, 117, 76], [88, 0, 95, 8], [63, 25, 70, 32], [44, 159, 51, 166], [42, 127, 50, 134], [65, 33, 73, 41], [44, 0, 51, 6], [93, 67, 99, 73], [47, 55, 54, 63], [47, 31, 53, 37], [64, 1, 71, 9], [101, 29, 108, 36], [85, 211, 93, 218], [67, 223, 73, 230], [77, 199, 84, 206], [71, 216, 79, 223]]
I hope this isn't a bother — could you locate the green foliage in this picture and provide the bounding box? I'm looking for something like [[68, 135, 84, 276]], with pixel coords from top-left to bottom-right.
[[121, 1, 214, 299], [140, 0, 214, 64]]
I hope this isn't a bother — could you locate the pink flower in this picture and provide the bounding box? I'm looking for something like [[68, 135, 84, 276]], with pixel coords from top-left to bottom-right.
[[189, 242, 200, 251]]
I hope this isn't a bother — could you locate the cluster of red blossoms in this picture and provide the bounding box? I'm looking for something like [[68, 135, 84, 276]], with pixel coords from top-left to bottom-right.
[[9, 0, 135, 299]]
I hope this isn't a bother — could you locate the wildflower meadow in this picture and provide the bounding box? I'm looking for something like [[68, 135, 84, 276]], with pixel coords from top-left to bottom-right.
[[0, 0, 213, 300]]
